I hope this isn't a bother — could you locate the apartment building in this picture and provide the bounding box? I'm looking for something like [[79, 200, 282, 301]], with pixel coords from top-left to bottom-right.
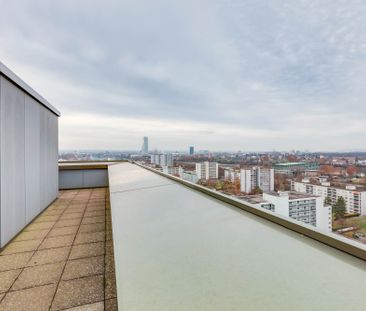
[[150, 153, 173, 167], [162, 166, 181, 176], [224, 168, 240, 182], [291, 180, 366, 215], [240, 167, 274, 193], [273, 162, 319, 175], [195, 161, 218, 180], [240, 192, 331, 232]]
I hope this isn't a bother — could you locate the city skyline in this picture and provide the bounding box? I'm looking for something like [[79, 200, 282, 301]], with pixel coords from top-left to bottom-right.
[[1, 1, 365, 151]]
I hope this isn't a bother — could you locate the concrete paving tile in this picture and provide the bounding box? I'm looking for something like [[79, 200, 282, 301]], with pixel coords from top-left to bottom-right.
[[105, 298, 118, 311], [64, 207, 85, 214], [1, 240, 42, 255], [24, 221, 55, 231], [59, 212, 83, 220], [74, 232, 105, 245], [79, 223, 105, 234], [62, 256, 104, 280], [48, 226, 79, 238], [51, 275, 104, 310], [0, 252, 34, 272], [62, 301, 104, 311], [41, 209, 64, 216], [34, 215, 60, 223], [39, 235, 74, 250], [84, 210, 105, 217], [55, 219, 82, 228], [0, 269, 21, 293], [105, 272, 117, 299], [81, 216, 105, 225], [11, 262, 64, 291], [69, 242, 105, 260], [85, 206, 105, 212], [0, 284, 56, 311], [28, 246, 70, 266], [14, 229, 49, 242]]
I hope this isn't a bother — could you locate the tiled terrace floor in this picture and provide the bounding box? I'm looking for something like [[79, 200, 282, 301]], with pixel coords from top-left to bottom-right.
[[0, 188, 117, 311]]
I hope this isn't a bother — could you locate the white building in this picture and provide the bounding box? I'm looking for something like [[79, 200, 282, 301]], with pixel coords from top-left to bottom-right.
[[162, 166, 180, 176], [181, 171, 199, 184], [241, 192, 331, 232], [224, 168, 240, 182], [240, 167, 274, 193], [291, 181, 366, 216], [195, 162, 218, 180], [150, 153, 173, 167]]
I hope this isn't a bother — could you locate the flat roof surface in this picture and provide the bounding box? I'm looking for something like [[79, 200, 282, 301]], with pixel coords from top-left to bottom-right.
[[109, 163, 366, 311], [0, 61, 60, 116]]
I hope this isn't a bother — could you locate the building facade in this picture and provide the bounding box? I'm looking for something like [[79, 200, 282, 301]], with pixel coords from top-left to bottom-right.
[[291, 181, 366, 216], [240, 167, 274, 193], [141, 136, 148, 154], [0, 62, 60, 247], [150, 153, 173, 167], [241, 192, 331, 232], [273, 162, 319, 175], [195, 162, 218, 180]]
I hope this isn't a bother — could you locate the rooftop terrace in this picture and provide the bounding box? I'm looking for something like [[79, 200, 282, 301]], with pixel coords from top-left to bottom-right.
[[0, 188, 117, 311]]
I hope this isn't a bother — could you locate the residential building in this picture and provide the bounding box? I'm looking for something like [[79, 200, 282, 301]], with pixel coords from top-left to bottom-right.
[[150, 153, 173, 167], [240, 192, 331, 232], [162, 166, 180, 176], [181, 171, 199, 183], [273, 162, 319, 175], [240, 167, 274, 193], [141, 136, 148, 154], [291, 180, 366, 215], [224, 168, 240, 182], [195, 161, 218, 180]]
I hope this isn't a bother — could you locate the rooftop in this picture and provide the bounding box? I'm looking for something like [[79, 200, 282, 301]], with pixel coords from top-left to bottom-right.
[[109, 162, 366, 311], [0, 188, 117, 311]]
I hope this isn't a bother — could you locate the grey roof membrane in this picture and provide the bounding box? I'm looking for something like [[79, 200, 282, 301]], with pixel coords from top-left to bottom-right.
[[109, 163, 366, 311]]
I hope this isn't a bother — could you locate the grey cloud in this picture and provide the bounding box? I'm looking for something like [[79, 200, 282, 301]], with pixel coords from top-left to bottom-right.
[[0, 0, 365, 150]]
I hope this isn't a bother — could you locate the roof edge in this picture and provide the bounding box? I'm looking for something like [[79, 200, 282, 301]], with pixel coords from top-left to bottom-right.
[[0, 61, 60, 116]]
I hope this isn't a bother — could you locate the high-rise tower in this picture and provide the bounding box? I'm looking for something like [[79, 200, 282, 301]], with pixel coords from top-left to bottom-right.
[[141, 136, 149, 154]]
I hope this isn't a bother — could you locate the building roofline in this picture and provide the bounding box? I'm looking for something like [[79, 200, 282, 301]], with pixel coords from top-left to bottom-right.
[[0, 61, 60, 116]]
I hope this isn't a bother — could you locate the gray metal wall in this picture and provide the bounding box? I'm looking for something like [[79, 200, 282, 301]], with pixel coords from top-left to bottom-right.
[[0, 75, 59, 247], [59, 169, 108, 190]]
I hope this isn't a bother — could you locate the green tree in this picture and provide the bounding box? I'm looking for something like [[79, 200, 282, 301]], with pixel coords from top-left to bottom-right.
[[324, 196, 332, 206], [332, 197, 346, 220], [252, 186, 263, 195]]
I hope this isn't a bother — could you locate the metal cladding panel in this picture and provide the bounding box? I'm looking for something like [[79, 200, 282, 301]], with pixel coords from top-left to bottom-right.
[[83, 169, 108, 188], [59, 170, 84, 189], [59, 169, 108, 189], [0, 74, 59, 248], [0, 77, 26, 246], [25, 95, 41, 222]]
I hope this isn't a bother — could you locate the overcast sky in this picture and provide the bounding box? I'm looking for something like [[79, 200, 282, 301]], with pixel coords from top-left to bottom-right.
[[0, 0, 365, 151]]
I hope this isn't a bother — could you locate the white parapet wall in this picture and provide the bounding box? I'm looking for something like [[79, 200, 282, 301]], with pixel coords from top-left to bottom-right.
[[0, 62, 60, 248]]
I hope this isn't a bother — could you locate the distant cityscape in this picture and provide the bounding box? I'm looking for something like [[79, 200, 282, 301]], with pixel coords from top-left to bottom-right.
[[59, 136, 366, 244]]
